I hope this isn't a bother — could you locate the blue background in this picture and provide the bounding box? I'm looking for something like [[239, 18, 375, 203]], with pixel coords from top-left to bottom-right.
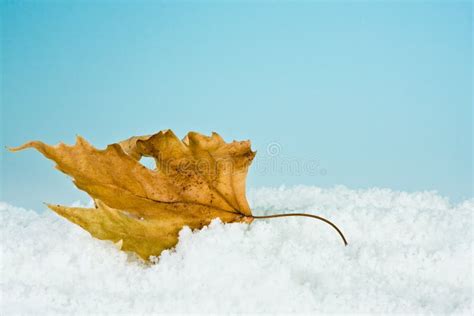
[[1, 1, 472, 209]]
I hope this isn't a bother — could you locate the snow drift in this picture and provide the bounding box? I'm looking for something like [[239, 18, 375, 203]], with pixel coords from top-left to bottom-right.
[[1, 186, 472, 314]]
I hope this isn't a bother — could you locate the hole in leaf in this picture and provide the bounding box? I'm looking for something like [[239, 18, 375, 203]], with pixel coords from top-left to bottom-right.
[[140, 157, 156, 170]]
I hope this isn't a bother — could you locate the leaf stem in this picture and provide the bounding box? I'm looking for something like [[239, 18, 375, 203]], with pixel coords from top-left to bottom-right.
[[251, 212, 348, 246]]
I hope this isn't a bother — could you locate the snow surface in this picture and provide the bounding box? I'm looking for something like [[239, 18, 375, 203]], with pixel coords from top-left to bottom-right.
[[1, 186, 472, 314]]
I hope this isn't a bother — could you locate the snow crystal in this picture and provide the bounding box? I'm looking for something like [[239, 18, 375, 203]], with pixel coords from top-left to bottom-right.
[[1, 186, 472, 314]]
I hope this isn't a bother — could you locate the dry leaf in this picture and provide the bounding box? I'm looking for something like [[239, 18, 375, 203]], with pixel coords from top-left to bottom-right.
[[10, 130, 347, 260], [10, 130, 255, 259]]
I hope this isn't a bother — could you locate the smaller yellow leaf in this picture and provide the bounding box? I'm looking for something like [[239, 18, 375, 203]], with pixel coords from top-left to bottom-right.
[[48, 200, 188, 260]]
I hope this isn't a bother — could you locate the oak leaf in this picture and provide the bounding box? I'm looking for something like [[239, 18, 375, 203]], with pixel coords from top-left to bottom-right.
[[10, 130, 347, 260]]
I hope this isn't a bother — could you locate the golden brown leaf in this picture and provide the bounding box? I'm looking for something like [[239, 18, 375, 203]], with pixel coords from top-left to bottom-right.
[[10, 130, 256, 260]]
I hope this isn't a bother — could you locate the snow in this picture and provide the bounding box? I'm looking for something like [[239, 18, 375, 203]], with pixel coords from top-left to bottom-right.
[[1, 185, 472, 314]]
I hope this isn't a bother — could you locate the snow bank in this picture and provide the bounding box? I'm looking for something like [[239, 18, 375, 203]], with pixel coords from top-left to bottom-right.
[[1, 186, 472, 314]]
